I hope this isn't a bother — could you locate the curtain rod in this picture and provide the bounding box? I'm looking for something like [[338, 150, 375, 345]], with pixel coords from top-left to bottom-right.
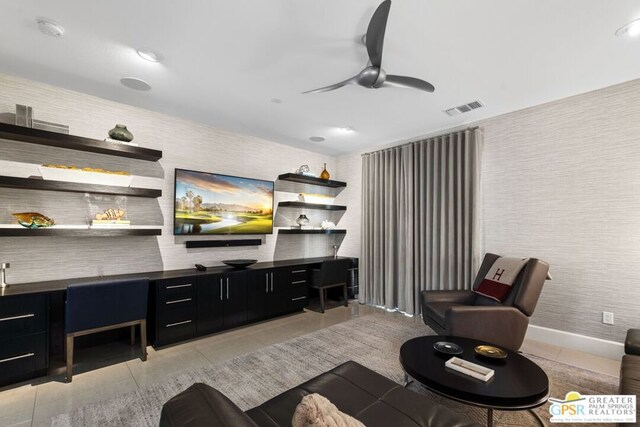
[[361, 126, 480, 157]]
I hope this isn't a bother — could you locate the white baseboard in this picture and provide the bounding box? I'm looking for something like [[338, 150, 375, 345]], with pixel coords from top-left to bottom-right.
[[526, 324, 624, 360]]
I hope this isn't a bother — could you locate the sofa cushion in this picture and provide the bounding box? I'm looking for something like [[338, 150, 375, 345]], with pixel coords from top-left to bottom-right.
[[248, 361, 480, 427], [292, 393, 364, 427]]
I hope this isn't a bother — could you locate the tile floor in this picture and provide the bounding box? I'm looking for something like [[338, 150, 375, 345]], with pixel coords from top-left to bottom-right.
[[0, 303, 621, 427]]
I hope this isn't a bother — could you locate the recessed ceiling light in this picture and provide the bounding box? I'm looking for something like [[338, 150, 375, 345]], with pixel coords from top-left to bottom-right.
[[616, 19, 640, 37], [309, 136, 325, 142], [37, 19, 64, 37], [136, 48, 164, 63], [120, 77, 152, 91], [338, 126, 354, 133], [270, 98, 283, 104]]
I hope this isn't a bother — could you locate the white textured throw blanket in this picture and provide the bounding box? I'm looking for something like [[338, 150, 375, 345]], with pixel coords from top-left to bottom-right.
[[474, 256, 529, 301], [292, 393, 365, 427]]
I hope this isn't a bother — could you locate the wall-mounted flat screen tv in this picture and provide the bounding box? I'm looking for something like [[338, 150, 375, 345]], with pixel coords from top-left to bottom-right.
[[174, 169, 274, 235]]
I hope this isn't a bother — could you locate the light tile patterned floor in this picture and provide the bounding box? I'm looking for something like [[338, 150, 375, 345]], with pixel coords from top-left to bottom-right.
[[0, 303, 621, 427]]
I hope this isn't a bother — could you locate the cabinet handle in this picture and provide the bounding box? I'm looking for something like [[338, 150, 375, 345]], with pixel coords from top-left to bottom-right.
[[226, 278, 229, 299], [220, 278, 223, 301], [291, 280, 306, 285], [291, 270, 306, 274], [166, 283, 192, 289], [0, 352, 35, 364], [265, 273, 269, 293], [166, 320, 192, 328], [271, 272, 274, 292], [165, 298, 192, 305], [291, 296, 306, 302], [0, 313, 35, 322]]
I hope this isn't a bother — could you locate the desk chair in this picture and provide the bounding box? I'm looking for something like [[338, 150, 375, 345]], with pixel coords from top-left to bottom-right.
[[310, 259, 351, 313], [65, 278, 148, 382]]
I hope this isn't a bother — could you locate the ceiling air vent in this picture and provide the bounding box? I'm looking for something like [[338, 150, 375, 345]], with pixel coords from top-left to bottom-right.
[[444, 100, 485, 116]]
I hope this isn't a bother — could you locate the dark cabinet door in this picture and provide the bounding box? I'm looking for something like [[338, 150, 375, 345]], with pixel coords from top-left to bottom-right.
[[247, 270, 271, 321], [222, 272, 247, 328], [196, 275, 224, 334]]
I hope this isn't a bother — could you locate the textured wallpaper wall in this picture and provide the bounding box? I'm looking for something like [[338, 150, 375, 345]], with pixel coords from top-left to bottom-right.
[[481, 79, 640, 342], [0, 73, 345, 284], [337, 78, 640, 343]]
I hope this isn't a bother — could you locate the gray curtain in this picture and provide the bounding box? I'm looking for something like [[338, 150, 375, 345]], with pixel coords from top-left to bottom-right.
[[360, 128, 483, 315]]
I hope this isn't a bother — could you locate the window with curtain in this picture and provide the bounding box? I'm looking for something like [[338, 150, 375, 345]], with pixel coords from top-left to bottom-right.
[[360, 128, 483, 315]]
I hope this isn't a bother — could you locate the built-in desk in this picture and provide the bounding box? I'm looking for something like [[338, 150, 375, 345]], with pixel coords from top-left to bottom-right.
[[0, 256, 358, 386]]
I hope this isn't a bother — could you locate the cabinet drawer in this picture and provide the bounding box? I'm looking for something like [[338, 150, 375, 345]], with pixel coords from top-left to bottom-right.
[[157, 279, 195, 303], [288, 267, 309, 286], [157, 306, 196, 344], [0, 294, 47, 339], [288, 287, 308, 311], [0, 333, 47, 386]]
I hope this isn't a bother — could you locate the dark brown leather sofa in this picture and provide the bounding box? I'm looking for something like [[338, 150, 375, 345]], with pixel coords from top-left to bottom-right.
[[160, 361, 480, 427], [621, 329, 640, 400]]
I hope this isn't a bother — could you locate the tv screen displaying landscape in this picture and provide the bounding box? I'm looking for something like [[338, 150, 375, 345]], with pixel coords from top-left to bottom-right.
[[174, 169, 274, 235]]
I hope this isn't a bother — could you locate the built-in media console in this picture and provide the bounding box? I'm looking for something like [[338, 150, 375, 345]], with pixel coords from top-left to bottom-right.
[[0, 256, 358, 386]]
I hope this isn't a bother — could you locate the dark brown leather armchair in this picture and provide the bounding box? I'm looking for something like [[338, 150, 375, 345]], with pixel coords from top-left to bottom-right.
[[420, 253, 550, 352]]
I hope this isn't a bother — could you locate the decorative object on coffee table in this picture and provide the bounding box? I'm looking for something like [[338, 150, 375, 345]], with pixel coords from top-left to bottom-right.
[[12, 212, 55, 228], [475, 345, 508, 359], [222, 259, 257, 269], [108, 124, 134, 142], [320, 163, 330, 180], [400, 335, 549, 427], [296, 214, 310, 226], [433, 341, 463, 355]]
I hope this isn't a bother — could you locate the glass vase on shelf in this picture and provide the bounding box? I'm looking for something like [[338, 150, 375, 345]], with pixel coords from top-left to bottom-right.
[[320, 163, 330, 180]]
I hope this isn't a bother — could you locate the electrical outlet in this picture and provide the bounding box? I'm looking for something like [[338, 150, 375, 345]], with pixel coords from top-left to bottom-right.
[[602, 311, 614, 325]]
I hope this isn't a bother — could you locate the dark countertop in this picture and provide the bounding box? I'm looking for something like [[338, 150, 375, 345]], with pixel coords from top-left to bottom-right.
[[0, 256, 355, 297]]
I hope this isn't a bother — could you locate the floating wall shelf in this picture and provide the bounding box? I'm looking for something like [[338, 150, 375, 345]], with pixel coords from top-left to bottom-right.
[[0, 176, 162, 198], [277, 201, 346, 211], [277, 173, 346, 188], [0, 228, 162, 237], [275, 173, 347, 197], [278, 229, 346, 235], [0, 122, 163, 162]]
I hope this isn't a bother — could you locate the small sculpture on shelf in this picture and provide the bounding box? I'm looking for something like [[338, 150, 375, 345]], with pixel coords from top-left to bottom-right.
[[321, 220, 336, 230], [297, 193, 305, 202], [92, 208, 130, 228], [95, 208, 125, 221], [12, 212, 55, 228], [296, 164, 310, 175], [296, 214, 310, 227], [108, 124, 134, 142]]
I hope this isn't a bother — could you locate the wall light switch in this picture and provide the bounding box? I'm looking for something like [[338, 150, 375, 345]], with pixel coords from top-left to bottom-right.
[[602, 311, 614, 325]]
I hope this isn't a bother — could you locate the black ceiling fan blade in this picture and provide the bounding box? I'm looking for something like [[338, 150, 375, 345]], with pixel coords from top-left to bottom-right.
[[302, 75, 358, 94], [366, 0, 391, 68], [385, 75, 435, 92]]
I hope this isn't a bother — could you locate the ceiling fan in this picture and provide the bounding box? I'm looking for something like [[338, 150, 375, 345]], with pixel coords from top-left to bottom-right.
[[303, 0, 435, 94]]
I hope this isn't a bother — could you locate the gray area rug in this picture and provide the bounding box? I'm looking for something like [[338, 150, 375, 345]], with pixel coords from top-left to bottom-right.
[[52, 313, 618, 426]]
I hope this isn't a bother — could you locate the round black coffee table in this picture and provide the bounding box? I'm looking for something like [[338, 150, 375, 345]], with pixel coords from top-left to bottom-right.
[[400, 336, 549, 427]]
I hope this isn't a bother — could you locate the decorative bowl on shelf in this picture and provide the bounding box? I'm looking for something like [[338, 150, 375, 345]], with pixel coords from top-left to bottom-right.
[[39, 165, 132, 187], [222, 259, 258, 269]]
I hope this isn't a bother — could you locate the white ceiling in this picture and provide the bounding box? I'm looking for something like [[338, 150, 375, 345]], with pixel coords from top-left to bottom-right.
[[1, 0, 640, 155]]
